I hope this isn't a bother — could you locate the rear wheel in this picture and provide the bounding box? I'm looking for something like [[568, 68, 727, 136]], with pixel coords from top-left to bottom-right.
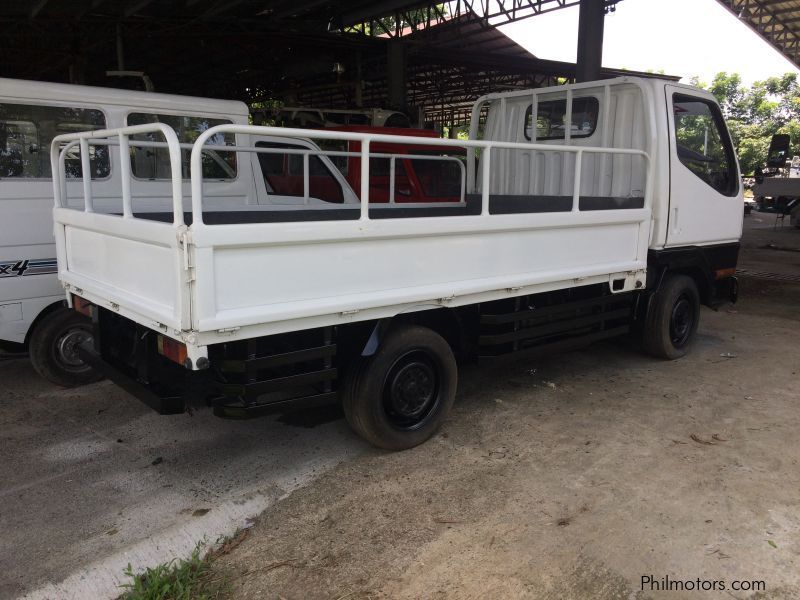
[[29, 308, 101, 387], [642, 274, 700, 360], [341, 325, 457, 450]]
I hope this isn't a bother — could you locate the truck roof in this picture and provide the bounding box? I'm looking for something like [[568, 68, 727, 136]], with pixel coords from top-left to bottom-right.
[[0, 77, 249, 118], [474, 76, 709, 104]]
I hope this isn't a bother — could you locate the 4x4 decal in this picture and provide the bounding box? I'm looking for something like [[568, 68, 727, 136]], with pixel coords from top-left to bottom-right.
[[0, 259, 57, 278]]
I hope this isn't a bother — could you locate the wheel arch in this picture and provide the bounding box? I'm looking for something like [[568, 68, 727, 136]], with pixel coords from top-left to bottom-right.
[[356, 305, 471, 362], [23, 300, 68, 347], [664, 266, 711, 305], [389, 305, 468, 358], [647, 243, 740, 309]]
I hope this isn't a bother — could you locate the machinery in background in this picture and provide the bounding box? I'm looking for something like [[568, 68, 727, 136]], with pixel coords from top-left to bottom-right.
[[752, 134, 800, 226]]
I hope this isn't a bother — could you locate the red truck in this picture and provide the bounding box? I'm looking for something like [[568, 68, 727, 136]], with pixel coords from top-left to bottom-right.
[[258, 125, 465, 205], [324, 126, 465, 204]]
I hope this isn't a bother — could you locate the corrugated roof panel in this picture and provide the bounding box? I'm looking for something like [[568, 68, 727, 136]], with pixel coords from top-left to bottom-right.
[[716, 0, 800, 68]]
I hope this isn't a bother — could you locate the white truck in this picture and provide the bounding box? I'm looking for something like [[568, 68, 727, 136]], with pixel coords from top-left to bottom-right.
[[50, 77, 743, 450]]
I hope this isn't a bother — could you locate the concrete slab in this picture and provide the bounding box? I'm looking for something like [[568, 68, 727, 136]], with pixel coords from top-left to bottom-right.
[[0, 359, 366, 600]]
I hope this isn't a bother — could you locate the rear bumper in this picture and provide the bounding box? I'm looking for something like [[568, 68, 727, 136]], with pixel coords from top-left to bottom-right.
[[86, 306, 341, 419], [80, 336, 339, 419], [76, 341, 186, 414]]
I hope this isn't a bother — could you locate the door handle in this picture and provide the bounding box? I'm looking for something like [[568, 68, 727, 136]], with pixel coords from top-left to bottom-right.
[[672, 207, 679, 231]]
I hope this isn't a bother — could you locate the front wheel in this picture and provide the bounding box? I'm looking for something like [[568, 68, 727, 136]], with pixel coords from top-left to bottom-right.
[[341, 325, 457, 450], [28, 308, 102, 387], [642, 274, 700, 360]]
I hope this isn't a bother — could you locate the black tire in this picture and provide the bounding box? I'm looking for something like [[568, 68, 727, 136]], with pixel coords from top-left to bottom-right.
[[642, 274, 700, 360], [28, 308, 102, 387], [341, 325, 457, 451]]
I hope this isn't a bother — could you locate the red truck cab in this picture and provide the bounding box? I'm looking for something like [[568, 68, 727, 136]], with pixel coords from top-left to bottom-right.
[[322, 126, 466, 204]]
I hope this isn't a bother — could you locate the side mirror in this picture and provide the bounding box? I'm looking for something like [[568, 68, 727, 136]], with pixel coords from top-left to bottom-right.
[[754, 167, 764, 185]]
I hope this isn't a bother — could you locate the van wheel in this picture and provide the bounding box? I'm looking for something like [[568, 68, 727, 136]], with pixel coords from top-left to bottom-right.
[[341, 325, 457, 451], [642, 274, 700, 360], [29, 309, 101, 387]]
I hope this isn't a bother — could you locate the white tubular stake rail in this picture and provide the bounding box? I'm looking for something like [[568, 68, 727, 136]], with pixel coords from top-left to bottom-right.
[[50, 123, 185, 226], [189, 124, 651, 227]]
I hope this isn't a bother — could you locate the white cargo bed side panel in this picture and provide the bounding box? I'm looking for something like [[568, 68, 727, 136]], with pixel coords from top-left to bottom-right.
[[64, 228, 176, 313], [56, 209, 186, 330], [192, 211, 649, 334]]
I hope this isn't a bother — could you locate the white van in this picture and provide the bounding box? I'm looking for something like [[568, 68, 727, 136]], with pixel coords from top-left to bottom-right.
[[0, 78, 253, 385]]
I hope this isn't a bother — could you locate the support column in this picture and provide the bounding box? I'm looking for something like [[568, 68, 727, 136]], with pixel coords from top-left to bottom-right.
[[354, 52, 364, 108], [387, 40, 407, 112], [69, 32, 88, 84], [576, 0, 605, 83], [116, 23, 125, 71]]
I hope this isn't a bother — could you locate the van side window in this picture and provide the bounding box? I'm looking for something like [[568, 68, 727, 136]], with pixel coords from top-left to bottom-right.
[[126, 113, 236, 180], [672, 94, 737, 196], [0, 103, 109, 179], [524, 97, 599, 141], [255, 141, 344, 203]]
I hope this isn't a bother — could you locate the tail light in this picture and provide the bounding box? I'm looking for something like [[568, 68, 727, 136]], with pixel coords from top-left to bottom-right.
[[714, 267, 736, 280], [72, 295, 94, 317], [157, 335, 188, 366]]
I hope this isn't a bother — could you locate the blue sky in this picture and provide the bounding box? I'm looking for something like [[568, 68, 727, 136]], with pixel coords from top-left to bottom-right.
[[498, 0, 800, 86]]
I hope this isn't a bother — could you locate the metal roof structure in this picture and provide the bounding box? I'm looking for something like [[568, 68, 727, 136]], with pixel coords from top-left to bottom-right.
[[716, 0, 800, 68], [273, 11, 677, 125], [0, 0, 673, 126]]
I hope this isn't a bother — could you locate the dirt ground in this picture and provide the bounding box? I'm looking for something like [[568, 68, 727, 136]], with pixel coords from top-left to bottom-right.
[[212, 216, 800, 600]]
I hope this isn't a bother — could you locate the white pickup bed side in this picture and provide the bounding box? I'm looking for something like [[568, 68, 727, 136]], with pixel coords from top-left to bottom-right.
[[52, 78, 656, 366]]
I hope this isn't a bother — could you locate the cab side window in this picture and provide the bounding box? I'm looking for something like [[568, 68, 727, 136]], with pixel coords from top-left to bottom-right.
[[524, 97, 599, 141], [255, 141, 344, 203], [672, 94, 738, 196], [0, 103, 109, 179]]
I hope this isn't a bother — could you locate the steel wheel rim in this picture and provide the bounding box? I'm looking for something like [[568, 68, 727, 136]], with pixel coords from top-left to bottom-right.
[[669, 295, 694, 347], [53, 326, 93, 373], [382, 350, 440, 430]]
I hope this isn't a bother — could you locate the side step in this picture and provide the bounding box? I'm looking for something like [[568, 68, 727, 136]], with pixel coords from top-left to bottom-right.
[[479, 288, 635, 357], [211, 330, 339, 419]]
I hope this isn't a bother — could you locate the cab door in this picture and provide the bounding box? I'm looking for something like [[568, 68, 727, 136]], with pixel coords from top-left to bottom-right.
[[665, 86, 743, 247], [250, 136, 358, 205]]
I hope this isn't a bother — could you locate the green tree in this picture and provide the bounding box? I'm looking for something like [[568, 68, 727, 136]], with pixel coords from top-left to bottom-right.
[[699, 71, 800, 175]]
